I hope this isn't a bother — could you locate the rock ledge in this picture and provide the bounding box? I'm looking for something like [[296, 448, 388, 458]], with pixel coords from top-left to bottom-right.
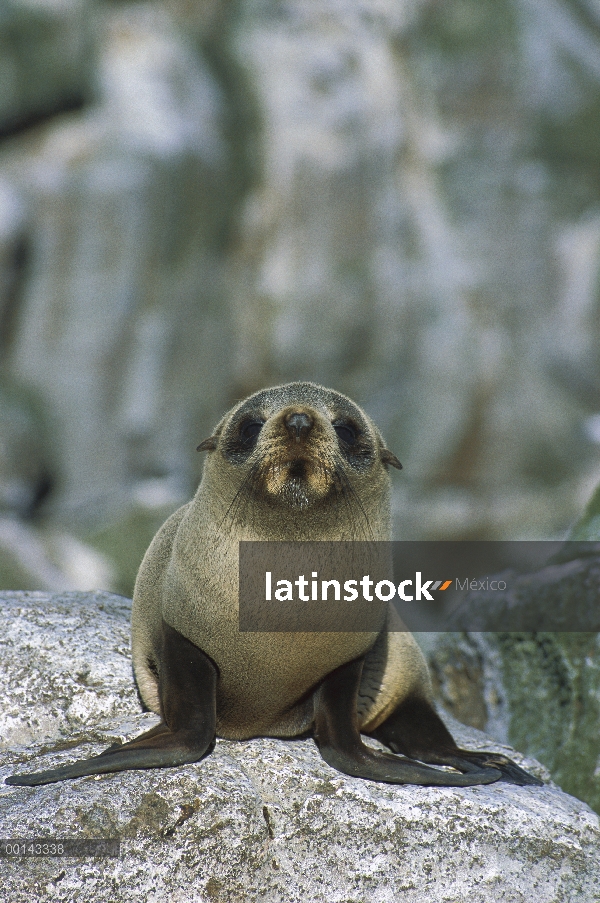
[[1, 591, 599, 903]]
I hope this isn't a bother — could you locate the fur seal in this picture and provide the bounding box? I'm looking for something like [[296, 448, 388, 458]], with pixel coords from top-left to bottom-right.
[[6, 382, 541, 788]]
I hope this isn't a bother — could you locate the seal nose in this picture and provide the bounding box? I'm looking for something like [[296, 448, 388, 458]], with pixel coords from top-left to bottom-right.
[[285, 411, 313, 442]]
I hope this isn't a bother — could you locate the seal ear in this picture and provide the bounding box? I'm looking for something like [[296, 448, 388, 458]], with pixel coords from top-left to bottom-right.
[[197, 436, 218, 452], [381, 448, 402, 470]]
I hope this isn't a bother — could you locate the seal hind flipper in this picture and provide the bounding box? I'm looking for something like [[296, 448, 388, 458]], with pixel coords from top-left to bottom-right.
[[314, 658, 502, 787], [6, 621, 217, 787], [370, 696, 543, 788]]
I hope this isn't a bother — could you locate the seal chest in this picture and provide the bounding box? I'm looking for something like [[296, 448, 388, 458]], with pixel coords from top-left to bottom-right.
[[132, 383, 397, 738]]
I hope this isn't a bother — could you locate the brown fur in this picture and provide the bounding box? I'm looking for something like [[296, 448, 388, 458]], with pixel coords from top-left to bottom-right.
[[132, 382, 431, 740]]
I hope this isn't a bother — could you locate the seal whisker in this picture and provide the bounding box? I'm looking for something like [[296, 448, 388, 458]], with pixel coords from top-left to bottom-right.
[[334, 464, 375, 542], [220, 460, 260, 528]]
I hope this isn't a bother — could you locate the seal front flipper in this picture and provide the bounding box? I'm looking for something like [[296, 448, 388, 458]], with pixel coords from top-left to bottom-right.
[[5, 621, 217, 787], [313, 658, 501, 787], [370, 696, 543, 787]]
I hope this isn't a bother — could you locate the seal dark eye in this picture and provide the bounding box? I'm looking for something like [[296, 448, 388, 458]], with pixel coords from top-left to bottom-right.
[[333, 418, 373, 469], [334, 422, 357, 446], [239, 419, 265, 448]]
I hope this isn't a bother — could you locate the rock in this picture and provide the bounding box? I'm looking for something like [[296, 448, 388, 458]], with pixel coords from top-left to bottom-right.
[[0, 180, 53, 521], [0, 0, 94, 135], [5, 4, 232, 527], [0, 380, 52, 520], [225, 0, 600, 540], [419, 552, 600, 816], [1, 590, 599, 902], [2, 0, 600, 553], [0, 591, 134, 751], [0, 173, 59, 555], [425, 628, 600, 818], [228, 0, 417, 394], [493, 631, 600, 818], [0, 519, 116, 592], [0, 177, 27, 337]]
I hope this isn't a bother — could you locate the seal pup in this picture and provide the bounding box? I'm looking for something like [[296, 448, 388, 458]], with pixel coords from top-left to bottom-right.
[[7, 382, 541, 787]]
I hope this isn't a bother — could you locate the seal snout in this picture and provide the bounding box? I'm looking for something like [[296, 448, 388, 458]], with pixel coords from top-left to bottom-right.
[[284, 411, 313, 443]]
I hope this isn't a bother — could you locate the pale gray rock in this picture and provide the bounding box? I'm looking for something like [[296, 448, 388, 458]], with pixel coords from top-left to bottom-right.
[[5, 5, 232, 526], [2, 0, 600, 550], [0, 179, 49, 519], [1, 591, 599, 902], [0, 519, 116, 593], [0, 591, 135, 750], [0, 0, 94, 134], [226, 0, 600, 540]]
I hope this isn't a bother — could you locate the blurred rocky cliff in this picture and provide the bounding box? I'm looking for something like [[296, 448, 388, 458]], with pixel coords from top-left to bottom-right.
[[1, 0, 600, 589]]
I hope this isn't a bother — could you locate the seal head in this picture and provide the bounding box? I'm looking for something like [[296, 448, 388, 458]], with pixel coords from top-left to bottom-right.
[[197, 382, 401, 541]]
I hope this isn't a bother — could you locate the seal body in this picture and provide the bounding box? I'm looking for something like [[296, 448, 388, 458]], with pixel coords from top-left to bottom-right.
[[7, 382, 542, 788], [132, 382, 420, 739]]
